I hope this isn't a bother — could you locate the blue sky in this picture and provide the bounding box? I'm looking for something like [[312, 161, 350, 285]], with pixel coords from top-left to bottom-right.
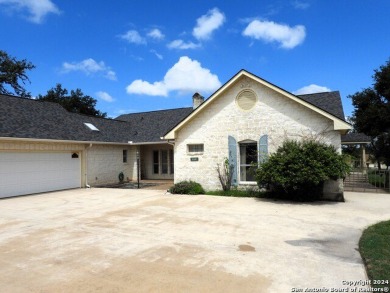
[[1, 0, 389, 118]]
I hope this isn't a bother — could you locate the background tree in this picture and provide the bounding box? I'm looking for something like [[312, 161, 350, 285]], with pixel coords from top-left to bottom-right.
[[0, 50, 35, 97], [37, 84, 107, 118], [349, 58, 390, 169]]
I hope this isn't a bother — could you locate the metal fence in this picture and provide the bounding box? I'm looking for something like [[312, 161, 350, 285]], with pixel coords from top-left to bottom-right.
[[344, 168, 390, 193]]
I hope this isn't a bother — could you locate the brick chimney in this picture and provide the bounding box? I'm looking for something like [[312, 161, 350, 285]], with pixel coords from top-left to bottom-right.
[[192, 92, 204, 109]]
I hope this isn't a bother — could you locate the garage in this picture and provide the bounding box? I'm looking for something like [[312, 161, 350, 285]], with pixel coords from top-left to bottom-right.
[[0, 152, 81, 198]]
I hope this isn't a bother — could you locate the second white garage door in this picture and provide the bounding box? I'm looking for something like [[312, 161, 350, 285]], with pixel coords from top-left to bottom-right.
[[0, 152, 81, 199]]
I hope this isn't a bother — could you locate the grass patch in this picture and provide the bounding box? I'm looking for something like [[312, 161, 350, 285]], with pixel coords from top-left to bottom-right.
[[359, 220, 390, 288], [206, 188, 266, 198], [368, 171, 389, 189]]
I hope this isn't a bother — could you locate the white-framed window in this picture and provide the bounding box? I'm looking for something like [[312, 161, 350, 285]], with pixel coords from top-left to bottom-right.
[[153, 150, 159, 174], [239, 141, 257, 182], [152, 149, 174, 175], [161, 150, 168, 174], [187, 144, 204, 153], [123, 150, 128, 163]]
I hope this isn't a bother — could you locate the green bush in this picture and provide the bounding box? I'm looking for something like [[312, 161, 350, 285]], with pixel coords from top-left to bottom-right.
[[169, 181, 205, 195], [256, 140, 351, 201]]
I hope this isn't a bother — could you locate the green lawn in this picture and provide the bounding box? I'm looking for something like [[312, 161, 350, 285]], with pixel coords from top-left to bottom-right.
[[368, 171, 389, 189], [359, 220, 390, 288], [206, 188, 265, 198]]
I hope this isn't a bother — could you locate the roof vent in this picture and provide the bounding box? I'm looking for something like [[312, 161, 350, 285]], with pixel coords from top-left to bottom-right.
[[236, 90, 257, 111], [84, 122, 99, 131]]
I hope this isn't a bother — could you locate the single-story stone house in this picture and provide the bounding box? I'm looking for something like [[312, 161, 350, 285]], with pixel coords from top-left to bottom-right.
[[0, 70, 351, 199]]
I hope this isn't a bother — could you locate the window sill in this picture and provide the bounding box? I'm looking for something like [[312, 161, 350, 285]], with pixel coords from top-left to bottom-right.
[[239, 181, 257, 185], [187, 152, 204, 156]]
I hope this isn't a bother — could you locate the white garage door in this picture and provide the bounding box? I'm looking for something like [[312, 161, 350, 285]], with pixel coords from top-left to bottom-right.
[[0, 152, 81, 198]]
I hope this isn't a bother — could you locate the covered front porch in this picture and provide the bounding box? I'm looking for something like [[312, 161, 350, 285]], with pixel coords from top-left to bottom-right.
[[137, 143, 174, 180]]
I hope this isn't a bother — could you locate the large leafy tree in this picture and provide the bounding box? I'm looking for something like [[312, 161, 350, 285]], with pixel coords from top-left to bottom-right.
[[350, 58, 390, 169], [0, 50, 35, 97], [37, 84, 107, 118]]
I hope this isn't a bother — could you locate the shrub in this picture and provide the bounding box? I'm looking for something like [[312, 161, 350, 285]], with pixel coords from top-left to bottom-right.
[[256, 140, 351, 201], [169, 180, 205, 195], [216, 158, 234, 191]]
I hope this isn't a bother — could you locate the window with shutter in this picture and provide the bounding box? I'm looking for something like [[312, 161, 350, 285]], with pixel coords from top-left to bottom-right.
[[258, 135, 268, 164], [228, 136, 238, 186], [239, 141, 257, 182]]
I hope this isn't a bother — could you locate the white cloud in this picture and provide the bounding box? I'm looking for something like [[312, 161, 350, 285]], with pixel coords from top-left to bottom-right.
[[243, 19, 306, 49], [96, 91, 114, 102], [120, 30, 146, 45], [292, 1, 310, 10], [193, 7, 225, 40], [61, 58, 117, 80], [167, 39, 201, 50], [126, 56, 221, 97], [105, 70, 117, 81], [147, 28, 164, 40], [294, 84, 331, 95], [150, 49, 163, 60], [127, 80, 167, 96], [0, 0, 60, 23]]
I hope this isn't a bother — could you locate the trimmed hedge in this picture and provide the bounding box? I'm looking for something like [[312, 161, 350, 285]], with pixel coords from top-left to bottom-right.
[[169, 181, 205, 195]]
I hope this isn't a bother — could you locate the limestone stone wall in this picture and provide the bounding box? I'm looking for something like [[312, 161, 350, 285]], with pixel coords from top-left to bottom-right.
[[174, 76, 342, 195], [87, 145, 137, 186]]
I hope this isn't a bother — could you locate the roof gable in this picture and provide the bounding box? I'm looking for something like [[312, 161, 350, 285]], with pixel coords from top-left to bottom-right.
[[164, 70, 351, 139]]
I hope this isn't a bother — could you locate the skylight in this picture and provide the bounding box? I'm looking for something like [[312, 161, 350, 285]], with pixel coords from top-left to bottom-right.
[[84, 122, 99, 131]]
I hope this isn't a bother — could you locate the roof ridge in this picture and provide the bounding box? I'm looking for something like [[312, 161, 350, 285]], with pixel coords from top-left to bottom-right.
[[0, 93, 68, 109], [0, 94, 127, 123], [118, 106, 193, 116], [296, 90, 339, 96]]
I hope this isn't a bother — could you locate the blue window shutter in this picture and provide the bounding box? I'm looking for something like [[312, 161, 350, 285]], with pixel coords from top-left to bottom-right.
[[259, 135, 268, 164], [228, 135, 238, 186]]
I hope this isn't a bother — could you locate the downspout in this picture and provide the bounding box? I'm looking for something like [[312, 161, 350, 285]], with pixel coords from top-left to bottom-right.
[[85, 143, 93, 188]]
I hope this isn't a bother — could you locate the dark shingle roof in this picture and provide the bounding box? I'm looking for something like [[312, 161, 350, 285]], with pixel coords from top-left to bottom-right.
[[341, 132, 371, 144], [116, 107, 193, 142], [0, 94, 193, 144], [296, 91, 346, 121], [1, 88, 346, 144], [0, 94, 134, 143]]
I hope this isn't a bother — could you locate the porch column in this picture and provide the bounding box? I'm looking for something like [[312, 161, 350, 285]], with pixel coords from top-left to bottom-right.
[[361, 144, 367, 168]]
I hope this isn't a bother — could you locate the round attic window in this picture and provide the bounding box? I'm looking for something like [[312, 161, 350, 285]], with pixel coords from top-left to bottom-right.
[[236, 90, 257, 111]]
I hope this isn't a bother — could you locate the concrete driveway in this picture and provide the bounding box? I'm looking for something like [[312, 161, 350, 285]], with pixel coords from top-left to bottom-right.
[[0, 189, 389, 293]]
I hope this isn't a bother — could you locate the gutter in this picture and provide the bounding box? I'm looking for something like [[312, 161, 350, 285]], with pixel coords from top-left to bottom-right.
[[85, 143, 92, 188], [0, 137, 171, 146]]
